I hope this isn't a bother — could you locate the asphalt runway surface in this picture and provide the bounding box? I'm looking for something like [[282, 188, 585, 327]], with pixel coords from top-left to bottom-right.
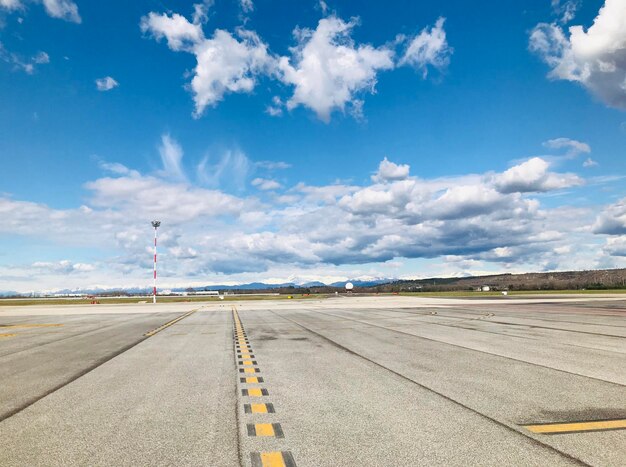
[[1, 296, 625, 466]]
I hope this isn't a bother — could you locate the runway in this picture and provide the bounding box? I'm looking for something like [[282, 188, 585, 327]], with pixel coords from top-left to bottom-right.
[[1, 296, 625, 466]]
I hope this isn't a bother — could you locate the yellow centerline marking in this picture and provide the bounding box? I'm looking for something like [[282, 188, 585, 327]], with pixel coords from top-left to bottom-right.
[[0, 333, 17, 339], [243, 368, 256, 374], [254, 423, 275, 436], [251, 403, 268, 413], [144, 308, 198, 337], [247, 388, 264, 397], [525, 419, 626, 434], [260, 452, 287, 467]]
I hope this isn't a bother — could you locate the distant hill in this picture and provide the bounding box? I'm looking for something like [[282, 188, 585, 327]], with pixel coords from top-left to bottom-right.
[[370, 268, 626, 292]]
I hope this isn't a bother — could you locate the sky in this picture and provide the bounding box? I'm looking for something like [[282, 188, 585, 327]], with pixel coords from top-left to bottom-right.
[[1, 0, 626, 293]]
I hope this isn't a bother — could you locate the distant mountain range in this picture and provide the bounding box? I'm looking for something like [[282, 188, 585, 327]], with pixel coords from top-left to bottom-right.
[[0, 278, 395, 297], [6, 268, 624, 297]]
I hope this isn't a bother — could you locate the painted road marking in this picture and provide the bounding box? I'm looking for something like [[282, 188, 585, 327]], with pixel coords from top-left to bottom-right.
[[0, 333, 17, 339], [233, 306, 296, 466], [144, 309, 198, 337], [245, 403, 275, 414], [247, 423, 284, 438], [241, 377, 264, 383], [242, 388, 269, 397], [250, 451, 296, 467], [0, 324, 63, 328], [524, 418, 626, 434]]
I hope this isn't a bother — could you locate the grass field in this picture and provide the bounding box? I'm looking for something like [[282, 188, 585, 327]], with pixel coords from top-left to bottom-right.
[[399, 289, 626, 298], [0, 294, 327, 307]]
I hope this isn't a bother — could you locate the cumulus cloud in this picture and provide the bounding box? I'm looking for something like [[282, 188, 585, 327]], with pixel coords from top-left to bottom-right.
[[277, 16, 394, 122], [583, 157, 598, 167], [42, 0, 81, 23], [141, 7, 454, 121], [2, 135, 606, 292], [252, 177, 282, 190], [603, 236, 626, 256], [372, 157, 410, 183], [593, 197, 626, 235], [492, 157, 583, 193], [398, 17, 452, 77], [141, 10, 272, 117], [530, 0, 626, 109], [543, 137, 590, 156], [95, 76, 119, 91]]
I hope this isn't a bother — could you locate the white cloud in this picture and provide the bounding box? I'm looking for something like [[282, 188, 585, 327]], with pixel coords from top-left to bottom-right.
[[1, 45, 49, 74], [593, 197, 626, 235], [492, 157, 583, 193], [193, 0, 213, 25], [95, 76, 119, 91], [399, 17, 452, 77], [197, 149, 251, 190], [0, 0, 23, 11], [1, 141, 617, 292], [252, 177, 282, 191], [158, 134, 186, 182], [552, 0, 580, 24], [530, 0, 626, 109], [543, 137, 590, 156], [603, 236, 626, 256], [266, 95, 283, 116], [583, 157, 598, 167], [240, 0, 253, 13], [32, 51, 49, 64], [141, 11, 272, 117], [277, 16, 394, 122], [99, 161, 140, 177], [141, 8, 454, 121], [42, 0, 81, 23], [32, 260, 95, 274], [372, 157, 410, 183], [140, 12, 204, 52], [256, 160, 291, 170]]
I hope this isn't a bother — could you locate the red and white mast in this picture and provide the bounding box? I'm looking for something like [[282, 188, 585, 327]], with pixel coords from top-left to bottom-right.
[[151, 220, 161, 304]]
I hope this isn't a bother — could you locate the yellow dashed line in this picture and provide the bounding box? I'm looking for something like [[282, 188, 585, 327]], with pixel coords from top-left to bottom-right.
[[247, 388, 264, 397], [250, 403, 269, 413], [255, 423, 276, 436], [244, 377, 260, 383], [525, 419, 626, 434], [260, 452, 285, 467], [0, 333, 17, 339], [243, 368, 257, 374]]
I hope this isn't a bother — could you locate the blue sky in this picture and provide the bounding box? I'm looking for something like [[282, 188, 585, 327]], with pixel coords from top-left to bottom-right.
[[1, 0, 626, 292]]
